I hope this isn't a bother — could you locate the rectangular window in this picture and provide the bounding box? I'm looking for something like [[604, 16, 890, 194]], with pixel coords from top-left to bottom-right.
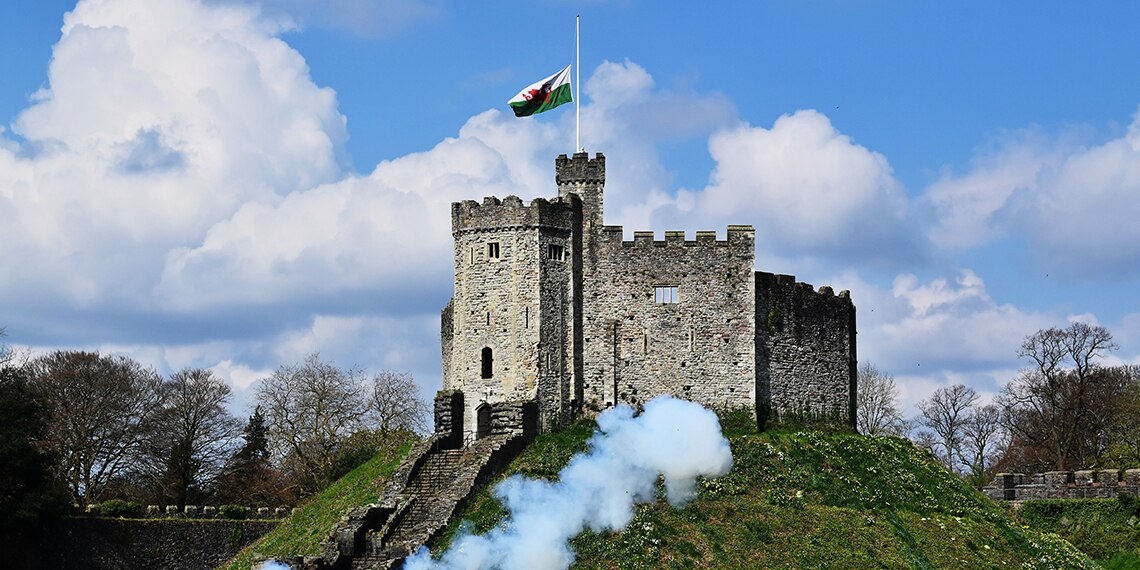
[[654, 286, 679, 304], [548, 244, 565, 261], [487, 242, 500, 259]]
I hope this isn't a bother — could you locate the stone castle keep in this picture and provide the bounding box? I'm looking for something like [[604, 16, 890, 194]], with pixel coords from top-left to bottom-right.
[[305, 152, 859, 568], [439, 152, 858, 439]]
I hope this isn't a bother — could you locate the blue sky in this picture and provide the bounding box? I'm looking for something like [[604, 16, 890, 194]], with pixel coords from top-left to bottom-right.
[[2, 0, 1139, 417]]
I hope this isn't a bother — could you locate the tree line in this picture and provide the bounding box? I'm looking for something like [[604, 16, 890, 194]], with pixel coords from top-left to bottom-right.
[[0, 336, 429, 514], [857, 322, 1140, 487]]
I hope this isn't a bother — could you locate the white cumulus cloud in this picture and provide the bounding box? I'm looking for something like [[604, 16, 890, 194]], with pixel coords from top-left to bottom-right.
[[0, 0, 348, 309], [644, 109, 922, 267], [922, 109, 1140, 278]]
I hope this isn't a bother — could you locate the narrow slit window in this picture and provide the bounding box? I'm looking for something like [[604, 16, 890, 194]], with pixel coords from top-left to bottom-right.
[[525, 306, 529, 328], [481, 347, 493, 378], [487, 242, 500, 259], [654, 286, 679, 304], [548, 244, 565, 261]]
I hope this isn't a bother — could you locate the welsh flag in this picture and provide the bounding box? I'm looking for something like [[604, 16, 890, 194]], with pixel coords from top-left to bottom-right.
[[508, 64, 573, 117]]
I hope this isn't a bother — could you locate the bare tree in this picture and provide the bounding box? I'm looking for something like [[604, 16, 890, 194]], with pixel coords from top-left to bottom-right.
[[0, 327, 30, 368], [961, 404, 1005, 487], [255, 353, 370, 494], [998, 323, 1120, 470], [1105, 366, 1140, 466], [139, 368, 241, 506], [917, 384, 978, 472], [856, 363, 908, 436], [27, 351, 163, 504], [370, 371, 430, 435], [0, 327, 10, 366], [910, 430, 943, 463]]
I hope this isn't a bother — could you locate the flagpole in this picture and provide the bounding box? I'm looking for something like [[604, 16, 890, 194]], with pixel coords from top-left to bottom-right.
[[576, 14, 581, 153]]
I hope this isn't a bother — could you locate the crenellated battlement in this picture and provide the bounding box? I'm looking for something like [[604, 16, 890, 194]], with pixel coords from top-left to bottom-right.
[[451, 194, 579, 234], [758, 271, 853, 301], [985, 469, 1140, 501], [596, 225, 756, 251], [555, 152, 605, 185]]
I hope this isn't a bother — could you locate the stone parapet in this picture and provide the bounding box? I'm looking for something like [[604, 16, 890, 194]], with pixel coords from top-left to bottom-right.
[[452, 195, 577, 234], [84, 503, 290, 519], [984, 469, 1140, 501]]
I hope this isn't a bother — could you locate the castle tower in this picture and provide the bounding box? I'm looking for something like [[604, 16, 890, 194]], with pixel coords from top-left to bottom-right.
[[555, 152, 604, 409], [441, 194, 582, 439], [556, 152, 605, 234]]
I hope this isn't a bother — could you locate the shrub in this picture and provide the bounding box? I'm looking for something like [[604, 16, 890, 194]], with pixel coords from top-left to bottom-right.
[[718, 406, 759, 437], [218, 504, 248, 520], [98, 499, 141, 518]]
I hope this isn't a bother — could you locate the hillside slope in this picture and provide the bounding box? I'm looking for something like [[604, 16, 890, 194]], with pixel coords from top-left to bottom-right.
[[433, 421, 1097, 570], [217, 439, 413, 570]]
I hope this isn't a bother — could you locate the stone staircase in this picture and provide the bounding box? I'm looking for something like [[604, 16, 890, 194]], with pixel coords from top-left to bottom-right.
[[303, 432, 531, 570]]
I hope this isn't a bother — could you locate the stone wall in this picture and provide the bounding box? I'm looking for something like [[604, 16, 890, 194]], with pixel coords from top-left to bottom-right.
[[82, 504, 290, 519], [755, 272, 857, 428], [433, 390, 463, 450], [582, 225, 757, 413], [984, 469, 1140, 501], [51, 518, 277, 570]]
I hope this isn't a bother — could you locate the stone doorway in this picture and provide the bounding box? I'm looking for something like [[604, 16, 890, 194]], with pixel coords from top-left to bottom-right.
[[476, 404, 491, 439]]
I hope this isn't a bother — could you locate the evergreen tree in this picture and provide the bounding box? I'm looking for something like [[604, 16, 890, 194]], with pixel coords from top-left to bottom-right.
[[0, 366, 68, 568], [217, 406, 289, 505]]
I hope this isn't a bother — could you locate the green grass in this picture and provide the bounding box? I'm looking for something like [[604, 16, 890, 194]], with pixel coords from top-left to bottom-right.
[[1017, 497, 1140, 565], [433, 422, 1099, 569], [216, 438, 414, 570], [216, 417, 1117, 570]]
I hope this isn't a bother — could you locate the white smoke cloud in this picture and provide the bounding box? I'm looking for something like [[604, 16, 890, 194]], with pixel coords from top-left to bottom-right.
[[405, 396, 733, 570]]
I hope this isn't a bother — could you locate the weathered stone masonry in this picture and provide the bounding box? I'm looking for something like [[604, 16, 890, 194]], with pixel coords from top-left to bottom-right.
[[756, 272, 857, 426], [50, 518, 277, 570]]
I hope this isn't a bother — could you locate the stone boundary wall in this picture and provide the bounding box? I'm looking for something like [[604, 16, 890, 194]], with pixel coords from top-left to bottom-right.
[[984, 469, 1140, 501], [83, 503, 291, 519], [755, 271, 857, 428], [51, 518, 278, 570]]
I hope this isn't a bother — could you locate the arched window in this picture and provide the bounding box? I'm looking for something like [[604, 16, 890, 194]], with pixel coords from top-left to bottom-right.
[[481, 347, 493, 379]]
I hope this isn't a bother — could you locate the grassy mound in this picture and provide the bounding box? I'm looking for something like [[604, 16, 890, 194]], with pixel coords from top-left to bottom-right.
[[216, 439, 414, 570], [435, 422, 1097, 570], [1017, 497, 1140, 568]]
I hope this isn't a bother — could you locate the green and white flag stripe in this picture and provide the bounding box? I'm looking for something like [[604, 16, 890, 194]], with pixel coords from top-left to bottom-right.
[[508, 64, 573, 117]]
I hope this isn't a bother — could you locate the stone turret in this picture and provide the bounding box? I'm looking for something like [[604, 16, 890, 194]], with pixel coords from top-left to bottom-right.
[[442, 190, 582, 439], [555, 151, 605, 232]]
